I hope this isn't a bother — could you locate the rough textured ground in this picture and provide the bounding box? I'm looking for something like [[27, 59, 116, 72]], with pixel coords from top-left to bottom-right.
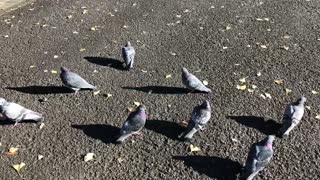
[[0, 0, 320, 179]]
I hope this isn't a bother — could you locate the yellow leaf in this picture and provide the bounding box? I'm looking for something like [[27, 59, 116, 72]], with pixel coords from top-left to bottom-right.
[[133, 102, 141, 106], [222, 46, 228, 49], [264, 18, 270, 21], [141, 70, 147, 73], [281, 45, 289, 50], [256, 72, 261, 76], [311, 90, 318, 94], [165, 74, 172, 79], [30, 65, 35, 68], [5, 147, 18, 155], [285, 88, 292, 95], [84, 153, 95, 162], [260, 94, 266, 99], [90, 27, 96, 31], [202, 80, 208, 85], [93, 90, 101, 96], [80, 48, 86, 52], [283, 35, 290, 39], [239, 78, 246, 83], [265, 93, 272, 99], [44, 70, 48, 73], [82, 9, 88, 14], [169, 52, 176, 56], [73, 31, 79, 34], [225, 25, 232, 30], [260, 45, 267, 49], [248, 89, 254, 93], [127, 107, 134, 112], [39, 123, 45, 129], [236, 85, 246, 90], [117, 157, 124, 163], [51, 70, 58, 74], [315, 115, 320, 120], [190, 144, 200, 152], [67, 15, 72, 19], [251, 85, 257, 89], [104, 93, 112, 98], [12, 162, 25, 173], [305, 106, 311, 110], [53, 55, 59, 59], [274, 79, 283, 84]]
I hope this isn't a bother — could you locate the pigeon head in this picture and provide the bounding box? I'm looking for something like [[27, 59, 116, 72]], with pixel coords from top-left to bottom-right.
[[137, 105, 147, 119], [298, 96, 306, 104], [125, 41, 131, 47], [264, 135, 275, 148], [60, 67, 70, 72], [0, 98, 7, 106], [182, 67, 189, 74], [200, 100, 210, 110]]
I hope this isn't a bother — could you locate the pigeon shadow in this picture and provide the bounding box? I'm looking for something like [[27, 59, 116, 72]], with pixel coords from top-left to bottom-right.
[[0, 119, 40, 126], [7, 86, 72, 95], [122, 86, 191, 94], [227, 116, 281, 135], [173, 155, 242, 180], [84, 56, 125, 70], [71, 124, 120, 144], [145, 120, 185, 140]]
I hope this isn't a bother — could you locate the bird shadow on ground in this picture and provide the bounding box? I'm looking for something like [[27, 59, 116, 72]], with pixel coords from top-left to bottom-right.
[[122, 86, 192, 94], [227, 116, 282, 135], [173, 155, 242, 180], [0, 119, 40, 126], [71, 124, 120, 144], [145, 119, 185, 140], [84, 56, 125, 70], [7, 86, 73, 94]]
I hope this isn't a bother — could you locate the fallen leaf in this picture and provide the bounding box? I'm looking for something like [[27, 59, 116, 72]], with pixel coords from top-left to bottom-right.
[[104, 93, 112, 98], [231, 138, 239, 142], [67, 15, 72, 19], [285, 88, 292, 95], [39, 123, 45, 129], [4, 35, 9, 38], [30, 65, 35, 68], [264, 18, 270, 21], [222, 46, 228, 49], [165, 74, 172, 79], [225, 25, 232, 30], [236, 85, 246, 90], [134, 102, 141, 106], [239, 78, 246, 83], [44, 70, 48, 73], [257, 72, 261, 76], [117, 157, 124, 163], [12, 162, 25, 173], [73, 31, 79, 34], [82, 9, 88, 14], [274, 79, 283, 84], [127, 107, 134, 112], [311, 90, 319, 94], [315, 115, 320, 120], [260, 94, 266, 99], [248, 89, 254, 93], [0, 142, 2, 146], [90, 27, 96, 31], [5, 147, 19, 155], [305, 106, 311, 110], [266, 28, 271, 32], [190, 144, 200, 152], [256, 18, 263, 21], [53, 55, 59, 59], [281, 45, 289, 50], [51, 70, 58, 74], [80, 48, 86, 52], [283, 35, 290, 39], [84, 153, 95, 162], [260, 45, 267, 49], [38, 155, 44, 160], [41, 24, 48, 28], [169, 52, 176, 56], [203, 80, 208, 86], [141, 70, 147, 73], [265, 93, 272, 99], [93, 90, 101, 96], [176, 14, 182, 18]]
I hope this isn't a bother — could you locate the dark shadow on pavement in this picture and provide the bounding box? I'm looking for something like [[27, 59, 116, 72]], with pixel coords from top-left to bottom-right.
[[72, 124, 120, 144], [145, 119, 185, 140], [84, 56, 125, 70], [0, 119, 40, 126], [227, 116, 281, 135], [7, 86, 72, 94], [173, 155, 242, 180], [122, 86, 191, 94]]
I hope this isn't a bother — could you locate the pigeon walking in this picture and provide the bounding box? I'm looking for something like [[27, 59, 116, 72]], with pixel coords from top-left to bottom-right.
[[60, 67, 96, 93], [181, 67, 212, 93], [179, 100, 211, 141], [121, 41, 135, 70], [0, 98, 43, 126], [116, 105, 147, 143], [278, 96, 306, 137], [241, 135, 275, 180]]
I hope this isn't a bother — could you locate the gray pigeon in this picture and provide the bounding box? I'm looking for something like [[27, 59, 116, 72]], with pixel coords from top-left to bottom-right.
[[278, 96, 306, 137], [179, 100, 211, 140], [181, 67, 212, 93], [60, 67, 96, 93], [121, 41, 135, 69], [116, 105, 147, 143], [242, 135, 275, 180], [0, 98, 43, 126]]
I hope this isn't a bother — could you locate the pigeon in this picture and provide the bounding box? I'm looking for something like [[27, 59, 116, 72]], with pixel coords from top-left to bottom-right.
[[121, 41, 135, 70], [0, 98, 43, 125], [181, 67, 212, 93], [241, 135, 275, 180], [60, 67, 96, 93], [116, 105, 147, 143], [179, 100, 211, 141], [278, 96, 306, 137]]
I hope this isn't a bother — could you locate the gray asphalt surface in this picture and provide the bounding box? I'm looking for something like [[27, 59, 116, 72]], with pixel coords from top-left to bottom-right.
[[0, 0, 320, 179]]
